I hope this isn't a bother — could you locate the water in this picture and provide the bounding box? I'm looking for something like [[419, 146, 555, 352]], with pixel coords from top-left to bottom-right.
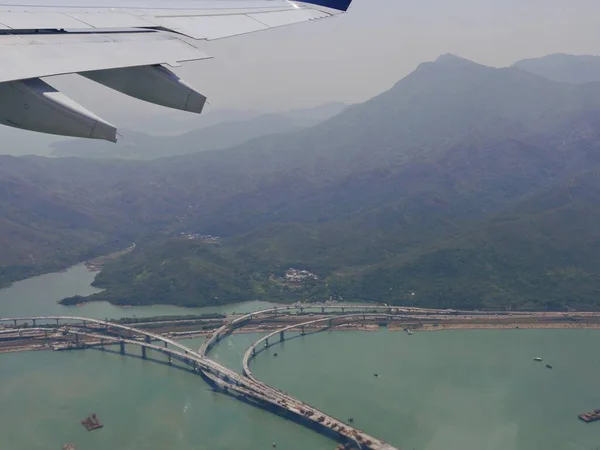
[[1, 266, 600, 450], [0, 263, 278, 319], [251, 328, 600, 450], [0, 336, 332, 450]]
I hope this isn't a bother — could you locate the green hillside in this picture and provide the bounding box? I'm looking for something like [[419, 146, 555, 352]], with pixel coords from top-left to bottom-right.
[[3, 54, 600, 310]]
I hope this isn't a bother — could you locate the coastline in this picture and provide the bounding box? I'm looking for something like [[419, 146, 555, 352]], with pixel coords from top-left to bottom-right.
[[3, 320, 600, 356]]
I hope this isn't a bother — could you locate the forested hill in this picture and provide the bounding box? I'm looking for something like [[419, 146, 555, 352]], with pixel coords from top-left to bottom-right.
[[4, 54, 600, 310]]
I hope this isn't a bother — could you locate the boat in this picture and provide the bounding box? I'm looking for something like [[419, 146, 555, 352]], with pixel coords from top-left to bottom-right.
[[546, 364, 553, 369], [534, 357, 543, 361], [578, 409, 600, 423], [81, 413, 103, 431], [406, 329, 413, 335]]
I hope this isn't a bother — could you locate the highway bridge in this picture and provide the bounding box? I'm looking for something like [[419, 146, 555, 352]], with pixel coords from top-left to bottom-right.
[[242, 314, 396, 379], [0, 315, 398, 450]]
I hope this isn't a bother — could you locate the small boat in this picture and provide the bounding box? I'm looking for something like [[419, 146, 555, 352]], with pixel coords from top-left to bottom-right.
[[534, 357, 543, 362], [546, 364, 553, 369], [406, 329, 413, 335]]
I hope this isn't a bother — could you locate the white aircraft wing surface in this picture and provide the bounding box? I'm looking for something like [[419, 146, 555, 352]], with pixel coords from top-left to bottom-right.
[[0, 0, 353, 142]]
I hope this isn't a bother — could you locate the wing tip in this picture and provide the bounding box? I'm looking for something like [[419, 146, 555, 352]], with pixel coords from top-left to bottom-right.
[[298, 0, 353, 12]]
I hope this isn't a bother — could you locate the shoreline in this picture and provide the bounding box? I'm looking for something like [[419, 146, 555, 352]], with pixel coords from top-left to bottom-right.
[[3, 320, 600, 356]]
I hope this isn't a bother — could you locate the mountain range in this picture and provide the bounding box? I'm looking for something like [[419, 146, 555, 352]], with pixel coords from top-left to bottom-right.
[[3, 53, 600, 310], [50, 102, 347, 160]]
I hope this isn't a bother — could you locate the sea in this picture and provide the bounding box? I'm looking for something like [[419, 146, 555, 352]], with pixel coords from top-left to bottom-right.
[[0, 263, 599, 450]]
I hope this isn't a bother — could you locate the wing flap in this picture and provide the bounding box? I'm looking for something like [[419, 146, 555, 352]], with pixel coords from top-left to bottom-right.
[[0, 31, 210, 83]]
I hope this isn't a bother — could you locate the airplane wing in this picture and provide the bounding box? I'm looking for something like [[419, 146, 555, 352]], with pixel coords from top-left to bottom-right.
[[0, 0, 353, 142]]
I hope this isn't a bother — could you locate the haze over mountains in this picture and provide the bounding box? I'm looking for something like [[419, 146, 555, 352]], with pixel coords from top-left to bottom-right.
[[50, 103, 347, 160], [514, 54, 600, 84], [3, 53, 600, 310]]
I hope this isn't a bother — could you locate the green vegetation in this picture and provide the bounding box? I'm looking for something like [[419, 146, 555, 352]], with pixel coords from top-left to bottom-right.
[[5, 55, 600, 310], [60, 238, 326, 307], [111, 313, 225, 324]]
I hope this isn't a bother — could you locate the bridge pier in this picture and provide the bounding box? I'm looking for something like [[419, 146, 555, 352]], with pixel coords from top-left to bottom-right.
[[44, 330, 48, 341], [119, 341, 125, 355], [252, 347, 256, 356], [82, 320, 87, 328], [265, 338, 269, 348], [145, 335, 151, 344], [167, 354, 172, 365], [32, 319, 36, 327], [56, 318, 59, 326], [279, 331, 285, 342], [100, 339, 104, 349], [301, 325, 305, 336], [13, 319, 16, 327], [328, 318, 333, 328], [75, 333, 79, 343], [321, 307, 325, 314], [341, 307, 345, 313], [141, 346, 147, 359]]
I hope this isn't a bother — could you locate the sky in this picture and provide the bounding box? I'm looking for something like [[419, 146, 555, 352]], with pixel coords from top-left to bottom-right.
[[3, 0, 600, 153]]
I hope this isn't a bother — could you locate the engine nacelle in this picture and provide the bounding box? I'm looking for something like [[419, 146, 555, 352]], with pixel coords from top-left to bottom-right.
[[0, 78, 117, 142], [80, 64, 207, 114]]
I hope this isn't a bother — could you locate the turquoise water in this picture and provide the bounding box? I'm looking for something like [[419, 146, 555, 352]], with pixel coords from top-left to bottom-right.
[[251, 328, 600, 450], [1, 266, 600, 450], [0, 263, 278, 319]]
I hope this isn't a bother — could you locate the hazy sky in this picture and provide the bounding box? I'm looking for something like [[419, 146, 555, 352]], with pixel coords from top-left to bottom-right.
[[58, 0, 600, 112], [3, 0, 600, 151]]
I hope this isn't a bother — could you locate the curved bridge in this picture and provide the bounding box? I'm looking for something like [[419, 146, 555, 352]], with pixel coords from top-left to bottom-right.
[[242, 314, 394, 380], [199, 303, 423, 357], [0, 315, 398, 450]]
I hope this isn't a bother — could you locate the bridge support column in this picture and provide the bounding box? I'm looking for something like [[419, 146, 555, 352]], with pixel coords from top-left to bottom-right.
[[265, 338, 269, 348], [145, 335, 151, 344], [82, 320, 87, 328], [44, 330, 48, 341], [321, 307, 325, 314], [279, 331, 285, 342], [328, 318, 333, 328], [193, 360, 197, 372], [56, 319, 59, 326], [32, 319, 36, 327], [75, 333, 79, 343], [363, 313, 366, 320], [119, 341, 125, 355], [141, 346, 147, 359], [300, 308, 304, 314], [167, 354, 172, 365], [341, 307, 345, 313], [252, 347, 256, 356], [164, 341, 168, 348], [100, 339, 104, 350], [301, 325, 305, 336], [13, 319, 16, 327]]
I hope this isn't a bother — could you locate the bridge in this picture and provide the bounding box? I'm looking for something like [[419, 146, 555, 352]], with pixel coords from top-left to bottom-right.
[[242, 313, 396, 379], [0, 315, 399, 450]]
